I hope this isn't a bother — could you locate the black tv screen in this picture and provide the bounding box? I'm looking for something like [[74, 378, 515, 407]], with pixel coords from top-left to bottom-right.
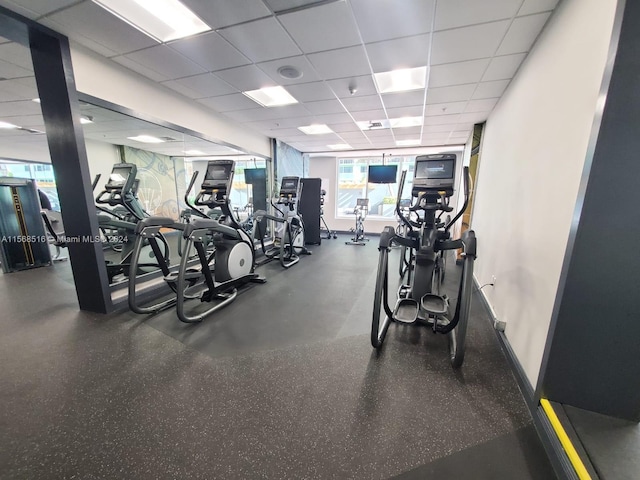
[[244, 168, 266, 184], [368, 165, 397, 184]]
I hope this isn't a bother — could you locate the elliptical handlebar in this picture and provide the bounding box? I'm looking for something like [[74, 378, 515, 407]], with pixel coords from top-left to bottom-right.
[[184, 172, 209, 219], [444, 166, 471, 232]]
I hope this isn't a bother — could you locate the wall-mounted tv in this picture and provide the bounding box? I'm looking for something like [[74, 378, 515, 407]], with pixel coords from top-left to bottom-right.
[[244, 168, 266, 184], [368, 164, 397, 184]]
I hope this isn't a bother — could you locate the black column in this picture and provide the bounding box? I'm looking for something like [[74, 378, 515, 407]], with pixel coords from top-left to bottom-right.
[[538, 0, 639, 421], [29, 29, 112, 313]]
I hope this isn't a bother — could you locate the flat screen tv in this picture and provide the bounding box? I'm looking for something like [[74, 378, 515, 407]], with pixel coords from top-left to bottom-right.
[[244, 168, 266, 184], [368, 165, 397, 184]]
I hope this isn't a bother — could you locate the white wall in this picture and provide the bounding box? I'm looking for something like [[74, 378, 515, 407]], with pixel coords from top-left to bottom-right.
[[69, 45, 271, 158], [85, 139, 120, 191], [472, 0, 618, 386]]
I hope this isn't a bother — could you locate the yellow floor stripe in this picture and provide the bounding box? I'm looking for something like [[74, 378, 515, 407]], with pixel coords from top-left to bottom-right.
[[540, 398, 592, 480]]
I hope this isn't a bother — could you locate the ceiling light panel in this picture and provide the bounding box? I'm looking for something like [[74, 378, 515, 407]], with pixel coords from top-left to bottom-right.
[[327, 144, 352, 150], [0, 122, 20, 129], [127, 135, 165, 143], [91, 0, 211, 42], [374, 66, 427, 94], [298, 124, 333, 135], [243, 86, 298, 107]]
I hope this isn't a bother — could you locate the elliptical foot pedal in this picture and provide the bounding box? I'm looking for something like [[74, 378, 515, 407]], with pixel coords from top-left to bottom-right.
[[420, 294, 448, 316], [393, 298, 419, 324]]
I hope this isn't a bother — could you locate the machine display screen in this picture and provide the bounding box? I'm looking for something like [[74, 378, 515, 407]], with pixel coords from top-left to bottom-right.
[[282, 178, 298, 190], [108, 165, 132, 188], [415, 159, 454, 180], [205, 164, 231, 181]]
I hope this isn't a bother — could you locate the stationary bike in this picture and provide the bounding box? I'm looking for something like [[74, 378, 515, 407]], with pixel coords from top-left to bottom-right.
[[345, 198, 369, 246], [253, 177, 311, 268], [371, 153, 477, 368]]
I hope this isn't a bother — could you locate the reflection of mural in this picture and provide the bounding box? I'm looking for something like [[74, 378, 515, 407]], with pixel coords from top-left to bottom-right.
[[123, 146, 179, 220], [275, 139, 304, 191]]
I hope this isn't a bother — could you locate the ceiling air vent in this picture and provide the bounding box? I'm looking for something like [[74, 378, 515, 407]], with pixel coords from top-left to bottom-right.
[[160, 136, 179, 142]]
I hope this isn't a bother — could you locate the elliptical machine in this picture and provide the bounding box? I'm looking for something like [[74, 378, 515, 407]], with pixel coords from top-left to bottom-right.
[[345, 198, 369, 246], [253, 176, 311, 268], [128, 160, 265, 321], [371, 153, 477, 368], [95, 163, 169, 282]]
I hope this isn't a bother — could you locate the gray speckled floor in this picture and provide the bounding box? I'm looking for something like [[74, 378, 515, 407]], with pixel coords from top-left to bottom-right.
[[0, 235, 555, 479]]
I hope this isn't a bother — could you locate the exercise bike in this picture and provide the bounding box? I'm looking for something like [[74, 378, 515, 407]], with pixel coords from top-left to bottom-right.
[[345, 198, 369, 246], [320, 189, 337, 239], [253, 176, 311, 268], [371, 153, 477, 368]]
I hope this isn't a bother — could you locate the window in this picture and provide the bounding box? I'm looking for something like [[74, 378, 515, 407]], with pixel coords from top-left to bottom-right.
[[336, 155, 416, 219]]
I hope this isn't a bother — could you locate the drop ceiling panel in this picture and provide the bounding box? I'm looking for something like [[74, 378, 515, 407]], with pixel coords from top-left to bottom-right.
[[386, 105, 424, 118], [425, 101, 468, 116], [43, 2, 158, 56], [327, 75, 377, 98], [431, 21, 510, 65], [2, 113, 43, 127], [337, 130, 368, 140], [381, 91, 425, 109], [459, 112, 490, 124], [464, 98, 499, 113], [279, 1, 361, 53], [220, 17, 301, 63], [366, 34, 431, 72], [310, 112, 353, 124], [392, 126, 421, 136], [350, 0, 435, 43], [307, 45, 371, 80], [198, 93, 259, 112], [482, 53, 527, 81], [519, 0, 560, 16], [181, 0, 271, 30], [214, 65, 277, 91], [0, 42, 33, 70], [257, 56, 321, 85], [330, 122, 365, 134], [472, 80, 510, 99], [304, 99, 346, 115], [0, 58, 33, 79], [0, 77, 37, 101], [0, 0, 77, 16], [423, 114, 462, 126], [120, 45, 206, 81], [162, 73, 237, 99], [286, 82, 336, 102], [350, 109, 386, 122], [169, 32, 250, 72], [429, 59, 490, 88], [434, 0, 522, 31], [340, 95, 384, 112], [426, 84, 476, 104], [2, 99, 41, 116], [496, 12, 552, 56], [264, 0, 328, 13], [424, 124, 459, 134]]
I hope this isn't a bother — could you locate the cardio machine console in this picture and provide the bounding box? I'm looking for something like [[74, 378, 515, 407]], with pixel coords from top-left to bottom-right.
[[105, 163, 137, 194], [412, 153, 456, 198], [279, 176, 300, 198], [195, 160, 235, 207]]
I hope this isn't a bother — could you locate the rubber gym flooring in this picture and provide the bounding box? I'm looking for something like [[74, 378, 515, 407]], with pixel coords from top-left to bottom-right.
[[0, 234, 556, 479]]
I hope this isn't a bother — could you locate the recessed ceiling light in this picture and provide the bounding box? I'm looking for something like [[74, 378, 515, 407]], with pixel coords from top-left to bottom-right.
[[243, 86, 298, 107], [80, 115, 93, 124], [390, 116, 423, 128], [92, 0, 210, 42], [298, 124, 333, 135], [185, 149, 205, 155], [127, 135, 165, 143], [0, 121, 19, 129], [396, 139, 421, 146], [374, 66, 427, 94], [327, 143, 352, 150]]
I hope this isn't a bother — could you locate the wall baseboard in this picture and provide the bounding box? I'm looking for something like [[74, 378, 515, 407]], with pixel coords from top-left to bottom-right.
[[473, 277, 581, 480]]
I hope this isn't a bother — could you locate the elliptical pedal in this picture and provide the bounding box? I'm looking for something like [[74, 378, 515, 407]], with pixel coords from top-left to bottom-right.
[[420, 294, 449, 316], [393, 298, 419, 324]]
